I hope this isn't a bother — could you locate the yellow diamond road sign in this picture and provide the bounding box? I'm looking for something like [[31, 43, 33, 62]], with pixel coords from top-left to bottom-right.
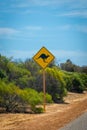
[[33, 47, 55, 69]]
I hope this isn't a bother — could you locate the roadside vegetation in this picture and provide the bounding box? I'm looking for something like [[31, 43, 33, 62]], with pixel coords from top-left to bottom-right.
[[0, 54, 87, 113]]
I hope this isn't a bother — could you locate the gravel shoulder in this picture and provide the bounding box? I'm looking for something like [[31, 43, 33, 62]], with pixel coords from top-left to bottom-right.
[[0, 92, 87, 130]]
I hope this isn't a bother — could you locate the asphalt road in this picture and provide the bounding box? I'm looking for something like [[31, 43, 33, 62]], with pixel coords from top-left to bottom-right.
[[59, 112, 87, 130]]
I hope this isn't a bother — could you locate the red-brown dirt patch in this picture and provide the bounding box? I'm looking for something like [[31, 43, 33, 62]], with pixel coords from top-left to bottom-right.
[[0, 92, 87, 130]]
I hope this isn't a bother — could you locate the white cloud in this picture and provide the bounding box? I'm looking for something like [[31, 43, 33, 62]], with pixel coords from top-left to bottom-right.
[[55, 24, 87, 33], [57, 25, 71, 31], [1, 0, 87, 18], [0, 26, 43, 40], [25, 26, 42, 31], [26, 0, 76, 7], [0, 28, 19, 35], [23, 0, 87, 8], [1, 0, 87, 9], [13, 3, 28, 8], [21, 10, 34, 14], [69, 0, 87, 10], [59, 10, 87, 18]]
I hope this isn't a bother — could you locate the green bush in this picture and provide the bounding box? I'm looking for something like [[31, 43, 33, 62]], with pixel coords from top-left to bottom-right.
[[32, 107, 44, 113], [71, 74, 85, 93], [79, 73, 87, 90], [63, 71, 73, 91], [20, 88, 42, 105], [0, 69, 6, 79], [0, 80, 44, 113], [39, 92, 53, 103], [63, 71, 86, 93], [0, 80, 22, 112], [19, 88, 44, 113], [45, 67, 67, 103]]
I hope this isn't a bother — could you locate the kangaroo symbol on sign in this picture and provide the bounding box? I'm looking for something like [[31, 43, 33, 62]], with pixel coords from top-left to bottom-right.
[[37, 53, 50, 63]]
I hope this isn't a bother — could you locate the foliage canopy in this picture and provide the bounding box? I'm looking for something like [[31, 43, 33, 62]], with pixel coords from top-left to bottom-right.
[[0, 54, 87, 113]]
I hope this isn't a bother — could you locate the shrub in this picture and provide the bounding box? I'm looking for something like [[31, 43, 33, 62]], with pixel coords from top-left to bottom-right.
[[32, 107, 44, 114], [0, 80, 44, 113], [20, 88, 43, 113], [0, 80, 22, 112], [79, 73, 87, 90], [45, 67, 67, 103], [39, 92, 53, 103], [69, 73, 85, 93]]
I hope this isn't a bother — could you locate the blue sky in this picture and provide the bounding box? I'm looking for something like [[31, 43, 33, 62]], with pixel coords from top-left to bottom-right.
[[0, 0, 87, 66]]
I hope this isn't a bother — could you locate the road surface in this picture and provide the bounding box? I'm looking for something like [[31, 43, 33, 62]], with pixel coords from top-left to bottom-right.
[[60, 112, 87, 130]]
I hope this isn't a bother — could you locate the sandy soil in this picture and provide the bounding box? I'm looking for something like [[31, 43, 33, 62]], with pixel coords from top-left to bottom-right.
[[0, 92, 87, 130]]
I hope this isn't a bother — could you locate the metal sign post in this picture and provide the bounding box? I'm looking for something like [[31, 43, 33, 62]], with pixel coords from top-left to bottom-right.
[[33, 46, 55, 112], [43, 69, 46, 112]]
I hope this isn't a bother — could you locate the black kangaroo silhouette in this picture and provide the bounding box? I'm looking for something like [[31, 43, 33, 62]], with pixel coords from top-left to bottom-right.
[[37, 53, 50, 63]]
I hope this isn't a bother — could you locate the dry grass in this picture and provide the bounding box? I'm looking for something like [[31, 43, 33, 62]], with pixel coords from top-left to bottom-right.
[[0, 92, 87, 130]]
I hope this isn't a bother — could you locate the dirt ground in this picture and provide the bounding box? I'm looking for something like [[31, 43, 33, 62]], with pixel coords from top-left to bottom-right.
[[0, 92, 87, 130]]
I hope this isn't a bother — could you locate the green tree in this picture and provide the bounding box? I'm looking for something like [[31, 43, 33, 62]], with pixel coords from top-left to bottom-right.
[[81, 66, 87, 73], [60, 59, 75, 72], [0, 54, 11, 71], [0, 69, 6, 79], [24, 59, 40, 76], [7, 62, 32, 88], [78, 73, 87, 90]]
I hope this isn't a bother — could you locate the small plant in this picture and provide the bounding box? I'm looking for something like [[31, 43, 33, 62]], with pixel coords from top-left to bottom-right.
[[32, 107, 44, 114], [39, 92, 53, 103]]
